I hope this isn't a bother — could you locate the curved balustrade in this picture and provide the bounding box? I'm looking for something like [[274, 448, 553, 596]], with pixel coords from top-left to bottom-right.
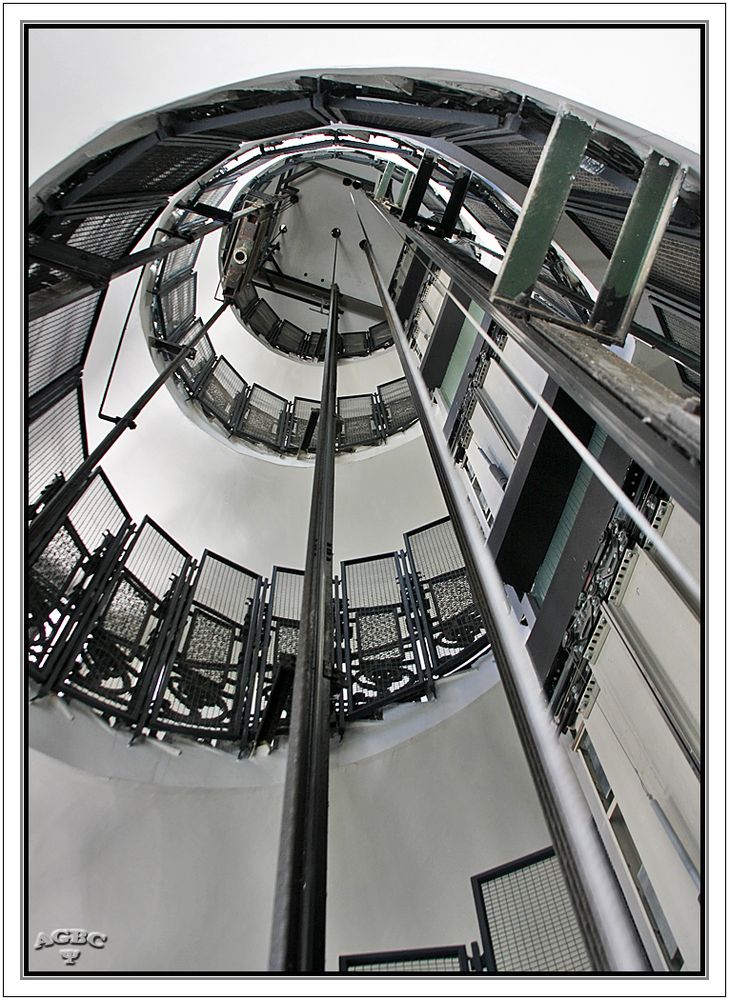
[[149, 239, 419, 454], [27, 465, 490, 752], [26, 66, 702, 755]]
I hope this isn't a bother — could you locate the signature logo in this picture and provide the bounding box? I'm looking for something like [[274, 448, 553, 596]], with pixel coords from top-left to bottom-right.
[[34, 929, 107, 966]]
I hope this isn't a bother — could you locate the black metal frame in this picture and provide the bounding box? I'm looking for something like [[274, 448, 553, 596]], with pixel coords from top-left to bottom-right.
[[145, 549, 264, 742], [339, 944, 471, 974], [470, 846, 593, 974], [340, 550, 431, 720]]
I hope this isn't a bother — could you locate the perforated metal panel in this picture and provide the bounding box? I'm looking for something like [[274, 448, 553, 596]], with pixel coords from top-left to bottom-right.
[[472, 848, 592, 973], [169, 321, 215, 395], [340, 108, 466, 138], [405, 518, 489, 675], [246, 297, 280, 340], [237, 384, 287, 448], [378, 377, 418, 434], [197, 357, 247, 428], [60, 518, 191, 718], [150, 551, 262, 739], [337, 394, 381, 449], [464, 195, 515, 242], [43, 204, 162, 260], [244, 567, 304, 745], [28, 289, 103, 397], [275, 319, 307, 355], [649, 233, 701, 304], [85, 139, 235, 198], [340, 331, 369, 358], [195, 179, 237, 209], [159, 239, 202, 284], [220, 109, 322, 141], [342, 553, 426, 718], [369, 320, 393, 350], [466, 136, 544, 185], [286, 397, 320, 452], [27, 386, 86, 505], [27, 471, 130, 682], [569, 210, 702, 308], [157, 273, 197, 338]]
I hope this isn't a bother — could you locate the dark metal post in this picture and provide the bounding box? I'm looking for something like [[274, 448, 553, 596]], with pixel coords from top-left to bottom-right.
[[269, 280, 339, 972], [358, 228, 647, 973], [28, 302, 229, 563]]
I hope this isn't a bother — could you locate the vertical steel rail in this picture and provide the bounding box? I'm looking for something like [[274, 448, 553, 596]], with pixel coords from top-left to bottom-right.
[[269, 281, 339, 973], [28, 302, 229, 564], [358, 225, 648, 973]]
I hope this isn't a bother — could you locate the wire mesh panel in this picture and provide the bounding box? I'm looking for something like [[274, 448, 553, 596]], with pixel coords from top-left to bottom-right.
[[339, 330, 370, 358], [472, 848, 593, 973], [465, 135, 545, 186], [58, 517, 192, 720], [342, 553, 427, 719], [171, 322, 216, 395], [27, 386, 87, 505], [237, 383, 288, 448], [195, 178, 237, 209], [197, 356, 247, 430], [158, 238, 202, 284], [378, 377, 418, 435], [274, 319, 307, 355], [244, 566, 304, 747], [80, 137, 235, 199], [39, 203, 163, 260], [369, 319, 393, 351], [340, 945, 470, 973], [405, 518, 489, 676], [337, 394, 382, 450], [569, 210, 702, 312], [27, 470, 131, 682], [28, 288, 104, 399], [149, 551, 262, 741], [653, 303, 702, 390], [157, 272, 197, 339], [246, 297, 280, 341], [285, 397, 320, 453]]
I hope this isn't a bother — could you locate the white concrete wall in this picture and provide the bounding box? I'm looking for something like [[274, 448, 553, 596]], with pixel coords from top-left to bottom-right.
[[28, 669, 550, 974]]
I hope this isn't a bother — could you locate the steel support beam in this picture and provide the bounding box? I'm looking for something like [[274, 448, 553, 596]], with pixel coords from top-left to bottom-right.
[[269, 282, 339, 973], [252, 267, 383, 322], [358, 229, 648, 973], [491, 109, 593, 304], [401, 153, 435, 224], [28, 302, 229, 564], [375, 208, 700, 522], [589, 151, 684, 343], [438, 169, 471, 238], [29, 203, 270, 293]]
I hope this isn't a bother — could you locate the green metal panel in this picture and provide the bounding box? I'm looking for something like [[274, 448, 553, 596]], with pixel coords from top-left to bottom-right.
[[440, 302, 484, 407], [491, 110, 593, 303], [374, 161, 396, 201], [590, 151, 684, 343], [396, 171, 414, 208]]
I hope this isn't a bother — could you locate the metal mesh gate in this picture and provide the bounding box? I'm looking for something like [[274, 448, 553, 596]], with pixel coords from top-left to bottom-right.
[[27, 470, 131, 683], [341, 552, 428, 719], [244, 566, 304, 749], [148, 550, 262, 740], [472, 847, 593, 973], [405, 518, 489, 676], [56, 517, 192, 721]]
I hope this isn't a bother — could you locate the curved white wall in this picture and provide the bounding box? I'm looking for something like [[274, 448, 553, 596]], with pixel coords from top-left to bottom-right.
[[28, 668, 549, 973]]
